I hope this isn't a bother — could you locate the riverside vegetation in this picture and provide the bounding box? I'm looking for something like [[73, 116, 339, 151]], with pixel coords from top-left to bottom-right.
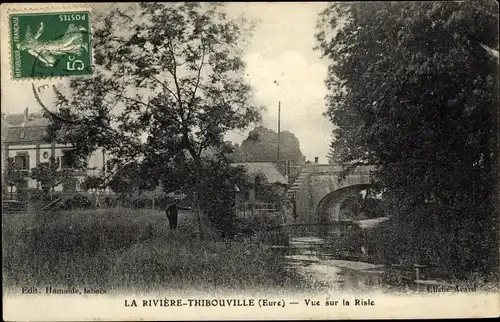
[[2, 207, 305, 294]]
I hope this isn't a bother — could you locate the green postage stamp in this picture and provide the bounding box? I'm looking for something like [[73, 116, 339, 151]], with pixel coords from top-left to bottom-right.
[[9, 10, 93, 79]]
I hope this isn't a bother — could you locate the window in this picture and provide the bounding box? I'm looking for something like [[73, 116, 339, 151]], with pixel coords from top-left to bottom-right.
[[60, 150, 74, 169], [14, 154, 29, 170]]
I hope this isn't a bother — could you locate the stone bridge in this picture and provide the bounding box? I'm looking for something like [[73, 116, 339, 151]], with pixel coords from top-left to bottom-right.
[[288, 164, 375, 223]]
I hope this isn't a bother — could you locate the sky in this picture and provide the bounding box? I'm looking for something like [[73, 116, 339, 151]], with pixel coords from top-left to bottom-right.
[[1, 2, 332, 163]]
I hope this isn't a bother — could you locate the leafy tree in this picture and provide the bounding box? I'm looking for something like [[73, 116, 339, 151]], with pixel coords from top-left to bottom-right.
[[44, 3, 261, 237], [326, 147, 341, 165], [316, 2, 498, 278], [158, 152, 254, 237], [234, 126, 305, 163], [30, 157, 60, 193], [3, 157, 25, 198], [106, 161, 158, 196], [341, 190, 386, 220]]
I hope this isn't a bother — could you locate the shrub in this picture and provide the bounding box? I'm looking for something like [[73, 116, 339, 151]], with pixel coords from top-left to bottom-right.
[[234, 213, 281, 235], [63, 193, 94, 210]]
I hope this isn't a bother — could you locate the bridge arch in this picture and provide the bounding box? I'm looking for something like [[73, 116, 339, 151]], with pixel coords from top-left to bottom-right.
[[316, 184, 373, 222], [289, 164, 375, 223]]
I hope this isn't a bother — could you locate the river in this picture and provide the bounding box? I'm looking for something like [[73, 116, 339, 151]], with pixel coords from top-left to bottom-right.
[[271, 221, 392, 292]]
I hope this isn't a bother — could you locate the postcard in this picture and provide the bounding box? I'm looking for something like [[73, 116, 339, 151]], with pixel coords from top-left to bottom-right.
[[1, 2, 499, 320]]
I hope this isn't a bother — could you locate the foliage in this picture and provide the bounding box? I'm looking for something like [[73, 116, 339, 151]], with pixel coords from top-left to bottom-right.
[[80, 175, 105, 191], [106, 162, 156, 195], [59, 193, 94, 210], [29, 157, 60, 192], [158, 155, 254, 237], [341, 190, 386, 219], [3, 157, 25, 195], [26, 189, 62, 204], [316, 1, 498, 277], [324, 225, 365, 258], [233, 126, 306, 163], [253, 172, 287, 207], [45, 3, 262, 236], [61, 172, 79, 192]]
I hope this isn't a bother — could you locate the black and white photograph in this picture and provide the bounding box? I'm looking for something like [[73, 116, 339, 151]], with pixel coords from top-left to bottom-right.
[[1, 1, 499, 320]]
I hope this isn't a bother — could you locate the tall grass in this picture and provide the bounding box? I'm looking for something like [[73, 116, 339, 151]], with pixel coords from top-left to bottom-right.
[[3, 207, 308, 294]]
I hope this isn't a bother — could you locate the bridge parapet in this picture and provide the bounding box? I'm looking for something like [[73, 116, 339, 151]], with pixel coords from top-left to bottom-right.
[[301, 164, 376, 174]]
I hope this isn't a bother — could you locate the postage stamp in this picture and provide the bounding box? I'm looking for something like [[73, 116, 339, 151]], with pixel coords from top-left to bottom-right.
[[9, 10, 92, 79]]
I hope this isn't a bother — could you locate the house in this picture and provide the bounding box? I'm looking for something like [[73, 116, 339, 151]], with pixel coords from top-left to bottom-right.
[[1, 108, 107, 194], [232, 162, 289, 217], [233, 162, 289, 186]]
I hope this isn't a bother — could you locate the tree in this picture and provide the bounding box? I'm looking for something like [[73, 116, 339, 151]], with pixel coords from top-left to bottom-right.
[[326, 147, 341, 164], [155, 150, 253, 237], [316, 2, 498, 278], [30, 157, 60, 193], [341, 190, 386, 220], [234, 126, 305, 163], [3, 158, 25, 198], [44, 3, 261, 237], [106, 161, 157, 196]]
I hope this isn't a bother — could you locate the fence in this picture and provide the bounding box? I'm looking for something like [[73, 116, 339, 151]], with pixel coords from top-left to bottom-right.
[[2, 189, 168, 211], [236, 202, 286, 225], [237, 202, 279, 215]]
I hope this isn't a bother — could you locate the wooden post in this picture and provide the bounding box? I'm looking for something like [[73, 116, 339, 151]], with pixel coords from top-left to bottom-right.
[[414, 264, 427, 292]]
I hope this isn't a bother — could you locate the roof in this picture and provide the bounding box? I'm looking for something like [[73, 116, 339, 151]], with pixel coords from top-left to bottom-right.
[[4, 126, 49, 143], [3, 113, 49, 127], [233, 162, 288, 185], [2, 112, 51, 143]]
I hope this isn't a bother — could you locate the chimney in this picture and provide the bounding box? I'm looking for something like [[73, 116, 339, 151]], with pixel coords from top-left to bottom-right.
[[20, 108, 28, 139], [314, 157, 318, 164]]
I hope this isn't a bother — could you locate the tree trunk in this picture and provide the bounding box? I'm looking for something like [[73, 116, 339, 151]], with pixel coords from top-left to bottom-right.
[[194, 162, 204, 240], [194, 192, 204, 240]]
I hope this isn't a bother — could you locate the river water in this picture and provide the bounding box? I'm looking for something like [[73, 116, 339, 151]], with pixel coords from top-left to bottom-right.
[[272, 222, 390, 292]]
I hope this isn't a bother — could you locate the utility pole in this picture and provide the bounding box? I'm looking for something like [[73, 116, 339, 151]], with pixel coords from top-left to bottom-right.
[[277, 101, 281, 162]]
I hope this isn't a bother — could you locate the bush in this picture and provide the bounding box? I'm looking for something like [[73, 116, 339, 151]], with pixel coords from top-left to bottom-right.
[[25, 188, 44, 201], [61, 193, 94, 210], [364, 208, 499, 283], [233, 213, 287, 246], [26, 190, 64, 206], [323, 225, 366, 259]]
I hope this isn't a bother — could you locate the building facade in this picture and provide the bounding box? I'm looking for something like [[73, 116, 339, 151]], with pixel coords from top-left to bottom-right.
[[1, 108, 106, 193]]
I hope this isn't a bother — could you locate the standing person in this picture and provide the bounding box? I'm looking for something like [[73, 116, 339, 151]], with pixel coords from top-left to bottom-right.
[[166, 198, 191, 230]]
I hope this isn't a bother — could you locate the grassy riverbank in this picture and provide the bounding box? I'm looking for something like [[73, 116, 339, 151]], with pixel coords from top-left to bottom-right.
[[3, 207, 308, 294]]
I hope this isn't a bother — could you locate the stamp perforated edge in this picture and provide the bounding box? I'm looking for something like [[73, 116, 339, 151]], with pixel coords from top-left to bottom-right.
[[2, 3, 96, 82]]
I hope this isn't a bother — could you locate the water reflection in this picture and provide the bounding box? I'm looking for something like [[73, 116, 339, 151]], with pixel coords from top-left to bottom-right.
[[273, 223, 387, 291]]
